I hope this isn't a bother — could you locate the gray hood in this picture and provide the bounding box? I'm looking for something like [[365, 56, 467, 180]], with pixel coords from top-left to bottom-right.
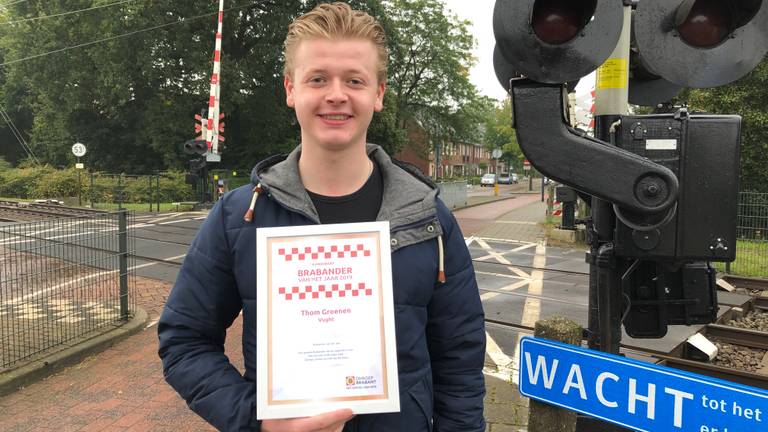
[[250, 143, 444, 249]]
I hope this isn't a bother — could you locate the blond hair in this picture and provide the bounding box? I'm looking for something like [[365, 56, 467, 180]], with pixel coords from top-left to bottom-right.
[[284, 2, 388, 82]]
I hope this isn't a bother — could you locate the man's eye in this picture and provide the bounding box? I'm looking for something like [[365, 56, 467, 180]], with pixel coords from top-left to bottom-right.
[[349, 79, 364, 86], [309, 77, 325, 84]]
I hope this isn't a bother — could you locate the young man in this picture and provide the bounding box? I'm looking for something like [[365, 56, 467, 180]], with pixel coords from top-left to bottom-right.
[[158, 3, 486, 431]]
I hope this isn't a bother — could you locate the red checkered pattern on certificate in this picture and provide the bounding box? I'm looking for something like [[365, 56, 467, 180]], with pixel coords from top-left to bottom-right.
[[278, 282, 373, 301], [276, 243, 371, 261]]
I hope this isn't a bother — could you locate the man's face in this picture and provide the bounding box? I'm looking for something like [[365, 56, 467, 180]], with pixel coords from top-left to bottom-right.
[[284, 38, 385, 153]]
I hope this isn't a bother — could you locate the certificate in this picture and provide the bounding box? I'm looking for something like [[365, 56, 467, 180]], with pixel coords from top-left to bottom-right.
[[256, 222, 400, 419]]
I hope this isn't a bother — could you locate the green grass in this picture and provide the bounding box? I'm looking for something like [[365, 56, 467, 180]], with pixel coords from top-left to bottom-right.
[[715, 239, 768, 279]]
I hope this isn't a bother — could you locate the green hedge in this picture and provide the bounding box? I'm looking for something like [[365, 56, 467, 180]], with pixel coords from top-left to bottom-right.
[[0, 166, 193, 203], [0, 165, 80, 199]]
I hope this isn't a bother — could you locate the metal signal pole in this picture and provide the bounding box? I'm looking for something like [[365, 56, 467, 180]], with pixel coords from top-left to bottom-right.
[[588, 1, 631, 355], [579, 5, 633, 432]]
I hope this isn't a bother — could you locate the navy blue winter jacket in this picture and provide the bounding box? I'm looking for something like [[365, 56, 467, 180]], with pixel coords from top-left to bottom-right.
[[158, 144, 486, 431]]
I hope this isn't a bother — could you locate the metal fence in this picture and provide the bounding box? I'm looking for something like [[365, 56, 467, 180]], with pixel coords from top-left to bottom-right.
[[87, 172, 194, 211], [0, 211, 135, 369], [723, 192, 768, 279]]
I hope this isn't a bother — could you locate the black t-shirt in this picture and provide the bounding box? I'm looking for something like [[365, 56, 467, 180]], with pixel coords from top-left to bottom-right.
[[307, 159, 383, 224]]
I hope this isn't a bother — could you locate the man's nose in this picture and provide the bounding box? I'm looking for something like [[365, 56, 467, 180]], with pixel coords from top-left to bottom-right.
[[325, 79, 348, 104]]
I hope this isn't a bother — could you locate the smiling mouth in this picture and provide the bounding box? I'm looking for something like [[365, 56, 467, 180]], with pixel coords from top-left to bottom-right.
[[320, 114, 352, 121]]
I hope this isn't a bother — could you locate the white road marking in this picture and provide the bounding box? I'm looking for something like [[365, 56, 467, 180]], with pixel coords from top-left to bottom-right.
[[508, 267, 531, 279], [476, 236, 539, 385], [513, 241, 547, 384], [511, 336, 523, 386], [521, 241, 547, 327], [470, 236, 532, 245], [510, 243, 538, 252], [0, 230, 97, 247], [475, 238, 513, 265], [475, 270, 528, 281], [6, 253, 186, 305], [132, 253, 187, 269], [480, 279, 531, 301], [0, 219, 94, 245], [159, 219, 192, 225], [484, 330, 515, 382], [493, 220, 538, 225], [147, 213, 182, 224]]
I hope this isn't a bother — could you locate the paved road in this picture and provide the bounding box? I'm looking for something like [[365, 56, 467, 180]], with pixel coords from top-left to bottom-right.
[[1, 197, 553, 431], [1, 193, 719, 431]]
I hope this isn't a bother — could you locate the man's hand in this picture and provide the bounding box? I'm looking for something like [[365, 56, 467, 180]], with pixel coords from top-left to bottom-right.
[[261, 409, 354, 432]]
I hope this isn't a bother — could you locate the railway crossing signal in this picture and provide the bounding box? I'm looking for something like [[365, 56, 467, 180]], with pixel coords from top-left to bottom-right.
[[184, 139, 207, 156], [194, 113, 208, 142], [493, 0, 767, 345]]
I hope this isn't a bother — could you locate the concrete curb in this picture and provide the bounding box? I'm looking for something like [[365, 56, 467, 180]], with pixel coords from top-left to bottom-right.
[[453, 194, 520, 211], [0, 307, 149, 397]]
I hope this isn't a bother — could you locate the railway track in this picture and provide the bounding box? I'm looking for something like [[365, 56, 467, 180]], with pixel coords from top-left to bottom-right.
[[472, 257, 590, 277], [0, 201, 107, 221], [487, 289, 768, 391], [723, 274, 768, 292]]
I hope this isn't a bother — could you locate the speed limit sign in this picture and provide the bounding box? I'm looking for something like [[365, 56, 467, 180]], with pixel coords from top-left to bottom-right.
[[72, 142, 87, 157]]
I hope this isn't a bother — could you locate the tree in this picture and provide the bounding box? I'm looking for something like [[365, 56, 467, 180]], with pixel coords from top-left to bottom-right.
[[0, 0, 300, 172], [0, 0, 486, 174], [382, 0, 479, 154], [685, 58, 768, 193], [484, 98, 522, 171]]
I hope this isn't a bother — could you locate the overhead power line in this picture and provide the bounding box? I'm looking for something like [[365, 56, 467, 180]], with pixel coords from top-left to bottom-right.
[[0, 0, 138, 26], [0, 105, 39, 165], [0, 0, 32, 9], [0, 2, 259, 68]]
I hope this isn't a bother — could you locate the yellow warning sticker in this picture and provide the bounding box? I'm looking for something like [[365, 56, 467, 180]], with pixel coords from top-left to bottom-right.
[[596, 58, 628, 90]]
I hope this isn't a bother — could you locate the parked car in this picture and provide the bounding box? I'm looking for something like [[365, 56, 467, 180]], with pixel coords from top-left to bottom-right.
[[498, 173, 519, 184], [480, 173, 497, 187]]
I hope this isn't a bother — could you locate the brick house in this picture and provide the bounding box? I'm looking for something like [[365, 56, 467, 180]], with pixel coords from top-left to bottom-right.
[[393, 120, 506, 179]]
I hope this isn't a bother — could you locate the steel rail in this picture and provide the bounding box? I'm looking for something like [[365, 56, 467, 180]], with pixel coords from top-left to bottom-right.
[[486, 316, 768, 390]]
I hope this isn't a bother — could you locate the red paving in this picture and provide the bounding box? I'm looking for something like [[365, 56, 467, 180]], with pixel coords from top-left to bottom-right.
[[455, 194, 541, 236], [0, 278, 241, 431], [0, 196, 537, 431]]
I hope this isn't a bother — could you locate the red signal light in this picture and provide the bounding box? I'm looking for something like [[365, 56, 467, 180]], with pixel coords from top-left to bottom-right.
[[675, 0, 733, 48], [531, 0, 596, 45]]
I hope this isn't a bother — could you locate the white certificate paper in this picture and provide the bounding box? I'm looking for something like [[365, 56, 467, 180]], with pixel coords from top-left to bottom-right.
[[256, 222, 400, 419]]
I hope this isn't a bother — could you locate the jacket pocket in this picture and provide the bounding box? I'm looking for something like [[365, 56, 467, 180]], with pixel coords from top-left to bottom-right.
[[408, 374, 434, 431]]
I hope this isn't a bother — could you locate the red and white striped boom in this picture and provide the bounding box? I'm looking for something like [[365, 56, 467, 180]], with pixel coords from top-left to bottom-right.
[[206, 0, 225, 157]]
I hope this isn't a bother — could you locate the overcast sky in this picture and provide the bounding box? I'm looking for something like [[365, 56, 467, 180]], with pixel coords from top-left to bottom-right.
[[440, 0, 595, 101], [440, 0, 506, 101]]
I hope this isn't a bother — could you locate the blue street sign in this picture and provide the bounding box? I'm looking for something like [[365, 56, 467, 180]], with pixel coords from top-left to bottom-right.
[[519, 336, 768, 432]]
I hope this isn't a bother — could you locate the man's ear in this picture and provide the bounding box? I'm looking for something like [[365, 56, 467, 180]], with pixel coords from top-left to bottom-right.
[[284, 75, 295, 108], [374, 81, 386, 112]]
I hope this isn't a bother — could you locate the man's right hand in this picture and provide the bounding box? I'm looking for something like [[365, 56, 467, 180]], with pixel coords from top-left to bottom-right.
[[261, 408, 354, 432]]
